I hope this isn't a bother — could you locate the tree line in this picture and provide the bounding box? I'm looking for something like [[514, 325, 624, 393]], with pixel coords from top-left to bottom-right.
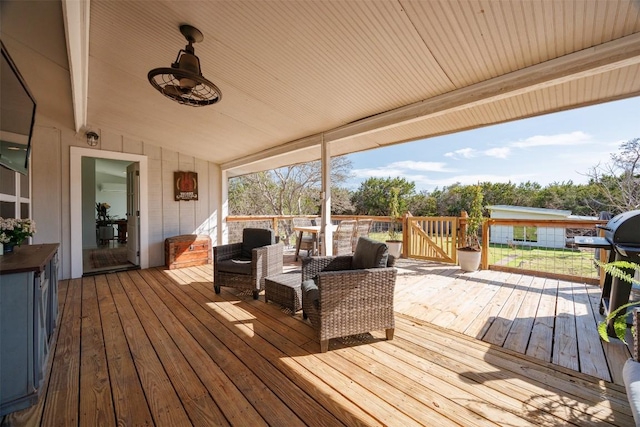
[[229, 138, 640, 218]]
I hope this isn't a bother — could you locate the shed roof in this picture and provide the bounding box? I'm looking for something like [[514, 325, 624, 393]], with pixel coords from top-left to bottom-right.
[[487, 205, 572, 218]]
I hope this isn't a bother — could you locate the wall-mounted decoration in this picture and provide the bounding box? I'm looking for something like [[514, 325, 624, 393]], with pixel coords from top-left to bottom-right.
[[174, 171, 198, 201]]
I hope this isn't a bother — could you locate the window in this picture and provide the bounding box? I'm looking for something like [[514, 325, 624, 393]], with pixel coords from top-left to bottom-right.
[[0, 166, 30, 219], [513, 226, 538, 242]]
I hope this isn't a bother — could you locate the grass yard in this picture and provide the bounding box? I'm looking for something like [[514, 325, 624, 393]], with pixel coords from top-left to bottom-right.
[[488, 243, 599, 279]]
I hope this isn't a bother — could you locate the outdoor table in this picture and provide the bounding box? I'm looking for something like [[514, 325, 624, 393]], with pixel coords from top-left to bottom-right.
[[293, 224, 338, 257]]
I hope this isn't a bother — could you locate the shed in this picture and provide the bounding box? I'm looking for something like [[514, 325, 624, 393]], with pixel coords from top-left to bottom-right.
[[487, 205, 574, 249]]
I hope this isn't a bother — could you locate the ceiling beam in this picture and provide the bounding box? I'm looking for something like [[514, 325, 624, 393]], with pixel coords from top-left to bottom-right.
[[223, 32, 640, 173], [61, 0, 90, 133]]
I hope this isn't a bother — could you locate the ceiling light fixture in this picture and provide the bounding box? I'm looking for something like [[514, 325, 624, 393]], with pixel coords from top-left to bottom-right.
[[148, 24, 222, 107], [86, 131, 99, 146]]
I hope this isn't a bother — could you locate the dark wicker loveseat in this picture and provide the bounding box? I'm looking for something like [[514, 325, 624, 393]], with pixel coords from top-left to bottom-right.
[[301, 237, 397, 352], [213, 228, 283, 299]]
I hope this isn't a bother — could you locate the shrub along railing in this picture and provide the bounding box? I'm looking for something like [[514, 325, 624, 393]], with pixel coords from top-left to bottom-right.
[[226, 214, 608, 284]]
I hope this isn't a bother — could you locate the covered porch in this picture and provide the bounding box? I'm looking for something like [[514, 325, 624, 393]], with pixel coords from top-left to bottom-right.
[[3, 258, 632, 426]]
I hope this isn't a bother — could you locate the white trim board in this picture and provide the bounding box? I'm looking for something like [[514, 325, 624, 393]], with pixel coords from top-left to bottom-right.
[[70, 147, 149, 278]]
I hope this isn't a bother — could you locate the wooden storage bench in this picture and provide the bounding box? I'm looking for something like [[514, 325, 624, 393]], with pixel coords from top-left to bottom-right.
[[165, 234, 212, 270]]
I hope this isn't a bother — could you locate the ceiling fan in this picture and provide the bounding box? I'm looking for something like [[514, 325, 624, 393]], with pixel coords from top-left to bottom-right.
[[148, 24, 222, 107]]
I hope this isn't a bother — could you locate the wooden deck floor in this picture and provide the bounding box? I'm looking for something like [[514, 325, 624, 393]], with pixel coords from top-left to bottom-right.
[[1, 259, 634, 426]]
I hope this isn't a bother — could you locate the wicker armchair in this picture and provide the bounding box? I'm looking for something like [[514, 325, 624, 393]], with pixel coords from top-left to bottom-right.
[[213, 228, 283, 299], [301, 237, 397, 352]]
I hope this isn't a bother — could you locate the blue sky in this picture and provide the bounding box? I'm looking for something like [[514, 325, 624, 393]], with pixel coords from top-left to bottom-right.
[[345, 96, 640, 193]]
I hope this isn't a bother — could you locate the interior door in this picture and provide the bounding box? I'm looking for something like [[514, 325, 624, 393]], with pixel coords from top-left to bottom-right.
[[126, 162, 140, 265]]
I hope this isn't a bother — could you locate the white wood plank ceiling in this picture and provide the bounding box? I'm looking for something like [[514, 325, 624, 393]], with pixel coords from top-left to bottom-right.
[[3, 1, 640, 175]]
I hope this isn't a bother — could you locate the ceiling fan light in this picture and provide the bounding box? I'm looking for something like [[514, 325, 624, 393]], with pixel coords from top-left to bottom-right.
[[179, 77, 197, 89]]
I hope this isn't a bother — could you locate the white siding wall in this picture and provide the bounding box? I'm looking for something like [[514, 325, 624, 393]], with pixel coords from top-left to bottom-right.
[[30, 117, 222, 279], [489, 225, 567, 249]]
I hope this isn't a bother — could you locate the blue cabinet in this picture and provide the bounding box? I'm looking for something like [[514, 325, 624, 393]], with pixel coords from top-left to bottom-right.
[[0, 244, 59, 416]]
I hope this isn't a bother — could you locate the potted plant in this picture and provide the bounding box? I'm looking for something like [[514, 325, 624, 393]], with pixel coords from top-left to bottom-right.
[[385, 187, 403, 259], [0, 217, 37, 253], [458, 184, 483, 272]]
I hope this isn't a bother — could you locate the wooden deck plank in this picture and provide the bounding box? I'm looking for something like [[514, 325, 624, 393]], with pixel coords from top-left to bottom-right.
[[480, 274, 534, 344], [322, 345, 476, 426], [526, 278, 558, 362], [104, 274, 194, 426], [395, 314, 633, 425], [116, 271, 231, 426], [502, 276, 546, 353], [143, 269, 307, 426], [184, 277, 399, 426], [41, 278, 82, 426], [429, 270, 494, 328], [2, 259, 634, 427], [415, 273, 475, 323], [79, 277, 116, 427], [463, 272, 520, 338], [94, 275, 154, 426], [572, 281, 612, 382], [552, 279, 580, 372], [342, 341, 529, 426]]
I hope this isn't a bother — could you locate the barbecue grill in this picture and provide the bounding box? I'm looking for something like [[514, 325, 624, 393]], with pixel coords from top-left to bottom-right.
[[575, 210, 640, 336]]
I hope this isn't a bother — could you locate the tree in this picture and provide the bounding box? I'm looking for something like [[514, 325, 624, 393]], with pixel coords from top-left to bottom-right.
[[229, 156, 352, 216], [351, 177, 415, 215], [587, 137, 640, 214]]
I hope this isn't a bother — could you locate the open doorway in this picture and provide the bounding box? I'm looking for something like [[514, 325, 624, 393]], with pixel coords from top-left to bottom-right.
[[82, 158, 137, 274], [70, 147, 149, 279]]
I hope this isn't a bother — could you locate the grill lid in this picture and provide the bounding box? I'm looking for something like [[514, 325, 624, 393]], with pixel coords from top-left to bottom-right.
[[602, 209, 640, 246]]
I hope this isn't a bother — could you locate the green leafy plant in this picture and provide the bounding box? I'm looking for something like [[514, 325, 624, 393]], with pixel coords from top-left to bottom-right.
[[460, 184, 484, 251], [597, 260, 640, 343]]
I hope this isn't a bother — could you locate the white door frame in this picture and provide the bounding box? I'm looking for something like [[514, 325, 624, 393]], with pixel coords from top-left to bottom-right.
[[70, 147, 149, 278]]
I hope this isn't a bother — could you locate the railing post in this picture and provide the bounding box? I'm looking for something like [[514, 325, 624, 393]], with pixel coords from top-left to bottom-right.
[[401, 212, 410, 258], [481, 219, 490, 270]]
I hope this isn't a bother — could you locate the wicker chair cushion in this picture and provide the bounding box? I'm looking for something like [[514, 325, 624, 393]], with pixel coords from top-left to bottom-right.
[[241, 228, 275, 259], [352, 237, 389, 269], [302, 279, 319, 309], [216, 258, 252, 275]]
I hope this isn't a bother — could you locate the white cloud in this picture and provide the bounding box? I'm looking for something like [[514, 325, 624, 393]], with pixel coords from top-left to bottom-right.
[[351, 160, 455, 180], [386, 161, 454, 172], [483, 147, 511, 159], [444, 148, 477, 159], [509, 131, 593, 148]]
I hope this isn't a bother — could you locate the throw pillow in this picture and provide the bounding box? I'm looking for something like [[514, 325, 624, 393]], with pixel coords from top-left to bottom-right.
[[352, 237, 389, 269]]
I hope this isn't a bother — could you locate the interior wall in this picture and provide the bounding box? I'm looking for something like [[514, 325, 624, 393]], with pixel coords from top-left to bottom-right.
[[31, 116, 221, 279], [81, 157, 96, 248], [95, 159, 129, 219]]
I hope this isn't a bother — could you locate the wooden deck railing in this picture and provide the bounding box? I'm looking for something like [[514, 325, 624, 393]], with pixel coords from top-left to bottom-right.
[[226, 214, 608, 284], [481, 218, 608, 285]]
